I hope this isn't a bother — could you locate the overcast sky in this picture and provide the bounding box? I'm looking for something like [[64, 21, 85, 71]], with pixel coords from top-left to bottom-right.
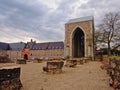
[[0, 0, 119, 43]]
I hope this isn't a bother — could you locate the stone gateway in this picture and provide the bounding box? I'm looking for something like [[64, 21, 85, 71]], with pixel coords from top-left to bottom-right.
[[0, 16, 94, 61], [64, 16, 94, 60]]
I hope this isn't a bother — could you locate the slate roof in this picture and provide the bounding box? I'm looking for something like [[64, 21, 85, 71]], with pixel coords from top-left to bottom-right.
[[0, 42, 9, 50], [32, 43, 49, 50], [9, 42, 25, 50], [0, 41, 64, 50], [66, 16, 93, 24], [47, 42, 64, 50], [25, 42, 35, 49], [32, 41, 64, 50]]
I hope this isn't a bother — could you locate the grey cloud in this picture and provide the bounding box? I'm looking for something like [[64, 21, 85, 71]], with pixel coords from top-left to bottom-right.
[[0, 1, 66, 42], [0, 0, 49, 30], [0, 0, 54, 42], [46, 0, 77, 24], [78, 0, 120, 26], [0, 0, 66, 42], [39, 0, 78, 41], [0, 0, 120, 42]]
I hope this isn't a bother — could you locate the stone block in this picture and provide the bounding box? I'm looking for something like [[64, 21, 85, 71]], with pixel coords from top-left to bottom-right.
[[16, 59, 26, 64], [43, 60, 64, 74], [65, 60, 77, 67], [77, 59, 84, 65], [33, 59, 42, 63], [0, 65, 22, 90]]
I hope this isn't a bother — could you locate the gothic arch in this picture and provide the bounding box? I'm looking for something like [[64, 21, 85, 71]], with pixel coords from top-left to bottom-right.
[[65, 16, 94, 60], [72, 27, 85, 58]]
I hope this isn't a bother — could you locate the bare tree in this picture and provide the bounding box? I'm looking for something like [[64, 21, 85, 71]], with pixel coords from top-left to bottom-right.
[[94, 29, 104, 50], [98, 12, 120, 55]]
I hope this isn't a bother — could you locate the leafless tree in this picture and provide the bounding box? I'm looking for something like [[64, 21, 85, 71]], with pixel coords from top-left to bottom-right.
[[98, 12, 120, 55], [94, 29, 104, 50]]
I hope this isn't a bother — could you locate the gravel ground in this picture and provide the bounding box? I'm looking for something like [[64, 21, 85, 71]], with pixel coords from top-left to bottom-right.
[[20, 61, 113, 90]]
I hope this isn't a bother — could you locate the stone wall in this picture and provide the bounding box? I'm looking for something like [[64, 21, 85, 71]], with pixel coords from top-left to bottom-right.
[[0, 65, 22, 90], [107, 59, 120, 89], [43, 60, 64, 74], [0, 55, 12, 63], [65, 60, 77, 67], [28, 49, 64, 60], [7, 50, 22, 60], [65, 19, 94, 60], [0, 50, 7, 56], [16, 59, 26, 64]]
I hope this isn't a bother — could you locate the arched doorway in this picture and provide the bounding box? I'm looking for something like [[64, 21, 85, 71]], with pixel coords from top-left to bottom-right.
[[24, 54, 28, 60], [72, 27, 85, 58]]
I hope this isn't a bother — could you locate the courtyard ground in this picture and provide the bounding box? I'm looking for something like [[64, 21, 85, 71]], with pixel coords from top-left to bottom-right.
[[20, 61, 113, 90]]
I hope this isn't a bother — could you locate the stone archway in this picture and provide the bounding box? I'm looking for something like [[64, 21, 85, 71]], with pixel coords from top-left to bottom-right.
[[64, 16, 95, 60], [72, 27, 85, 58], [24, 54, 28, 60]]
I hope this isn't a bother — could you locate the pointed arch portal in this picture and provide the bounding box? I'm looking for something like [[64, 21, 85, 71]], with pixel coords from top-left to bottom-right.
[[72, 27, 85, 58], [24, 54, 28, 60]]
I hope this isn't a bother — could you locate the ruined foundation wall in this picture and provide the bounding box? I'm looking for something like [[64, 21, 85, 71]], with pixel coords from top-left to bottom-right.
[[0, 65, 22, 90]]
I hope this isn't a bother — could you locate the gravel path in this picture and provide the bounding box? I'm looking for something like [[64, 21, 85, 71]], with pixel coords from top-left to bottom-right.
[[20, 61, 113, 90]]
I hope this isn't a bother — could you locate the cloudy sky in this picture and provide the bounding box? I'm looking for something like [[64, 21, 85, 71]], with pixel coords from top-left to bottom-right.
[[0, 0, 119, 43]]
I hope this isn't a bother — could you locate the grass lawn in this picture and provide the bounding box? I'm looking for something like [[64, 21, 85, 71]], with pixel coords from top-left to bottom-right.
[[110, 55, 120, 59]]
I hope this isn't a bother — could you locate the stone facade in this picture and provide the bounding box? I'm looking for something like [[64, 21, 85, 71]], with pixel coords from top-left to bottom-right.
[[21, 41, 64, 60], [0, 41, 64, 61], [0, 50, 7, 56], [64, 16, 94, 60], [21, 49, 64, 60], [30, 49, 64, 59], [7, 50, 22, 60]]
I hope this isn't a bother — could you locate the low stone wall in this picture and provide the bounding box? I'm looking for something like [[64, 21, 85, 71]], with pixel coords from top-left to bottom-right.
[[100, 55, 109, 70], [33, 59, 42, 63], [101, 58, 120, 90], [16, 59, 26, 64], [77, 59, 84, 65], [84, 58, 90, 63], [65, 60, 77, 67], [43, 60, 64, 74], [0, 65, 22, 90], [0, 55, 12, 63], [102, 55, 109, 64], [95, 56, 103, 61], [107, 59, 120, 89]]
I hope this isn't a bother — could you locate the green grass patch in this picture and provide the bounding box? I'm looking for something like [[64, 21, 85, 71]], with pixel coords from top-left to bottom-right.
[[110, 55, 120, 59]]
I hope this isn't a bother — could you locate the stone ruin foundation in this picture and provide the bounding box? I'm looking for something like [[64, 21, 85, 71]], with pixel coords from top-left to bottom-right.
[[16, 59, 26, 64], [33, 58, 42, 63], [65, 60, 77, 67], [65, 58, 90, 67], [101, 56, 120, 90], [43, 60, 64, 74], [0, 65, 22, 90], [107, 58, 120, 89], [0, 55, 12, 63]]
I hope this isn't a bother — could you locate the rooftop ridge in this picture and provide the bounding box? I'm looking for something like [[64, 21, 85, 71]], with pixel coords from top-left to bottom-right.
[[66, 16, 93, 24]]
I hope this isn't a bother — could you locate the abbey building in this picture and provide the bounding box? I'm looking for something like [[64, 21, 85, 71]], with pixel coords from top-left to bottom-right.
[[0, 16, 94, 60]]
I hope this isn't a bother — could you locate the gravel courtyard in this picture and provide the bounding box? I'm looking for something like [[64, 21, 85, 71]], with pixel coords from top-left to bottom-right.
[[20, 61, 113, 90]]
